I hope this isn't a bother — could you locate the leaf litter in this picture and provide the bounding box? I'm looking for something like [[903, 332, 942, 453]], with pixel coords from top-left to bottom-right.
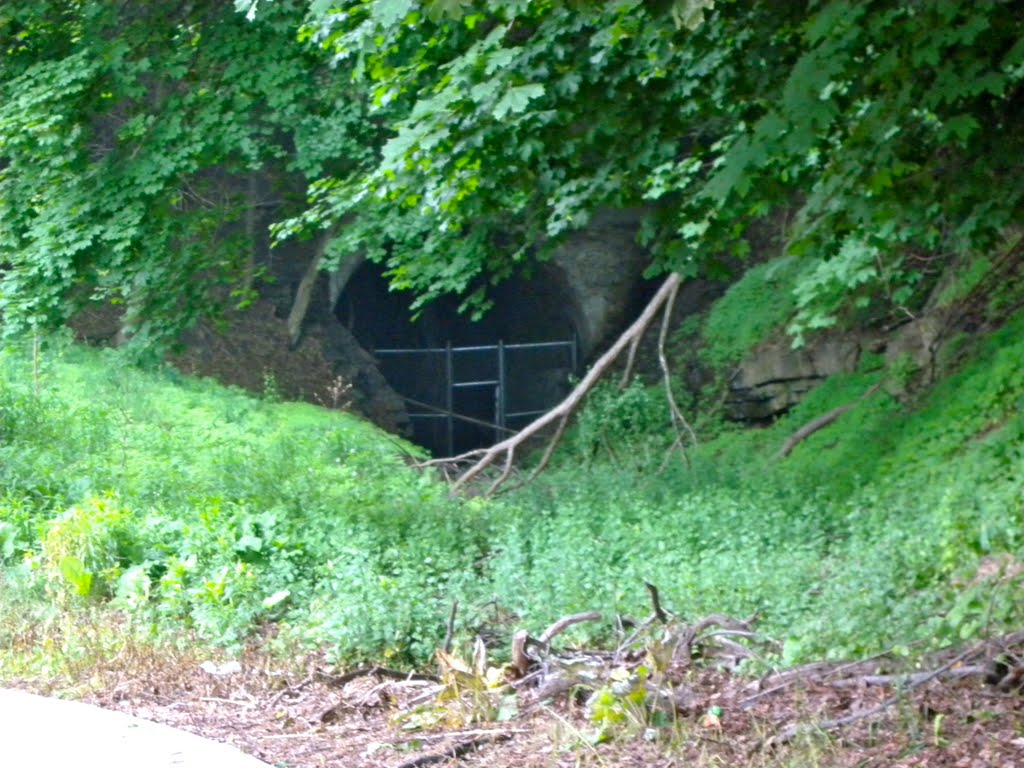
[[12, 616, 1022, 768]]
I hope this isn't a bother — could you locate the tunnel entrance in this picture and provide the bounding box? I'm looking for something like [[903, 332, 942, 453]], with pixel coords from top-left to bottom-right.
[[336, 262, 580, 455]]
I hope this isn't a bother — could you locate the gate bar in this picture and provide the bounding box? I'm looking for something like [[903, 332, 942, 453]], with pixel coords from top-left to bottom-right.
[[445, 342, 454, 456]]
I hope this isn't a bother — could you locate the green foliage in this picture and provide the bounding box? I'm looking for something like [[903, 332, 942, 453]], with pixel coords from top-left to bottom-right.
[[2, 308, 1024, 670], [587, 665, 656, 742], [0, 340, 484, 655], [38, 494, 138, 600], [569, 379, 674, 468], [282, 0, 1024, 332], [5, 1, 1022, 346], [700, 255, 805, 366], [0, 0, 375, 347], [518, 310, 1024, 661]]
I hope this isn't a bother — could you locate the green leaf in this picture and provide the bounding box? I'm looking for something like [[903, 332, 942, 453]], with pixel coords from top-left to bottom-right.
[[424, 0, 473, 22], [60, 556, 94, 597], [372, 0, 416, 27], [492, 84, 545, 120]]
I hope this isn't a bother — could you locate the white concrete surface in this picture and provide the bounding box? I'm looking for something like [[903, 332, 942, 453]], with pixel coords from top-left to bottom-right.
[[0, 689, 270, 767]]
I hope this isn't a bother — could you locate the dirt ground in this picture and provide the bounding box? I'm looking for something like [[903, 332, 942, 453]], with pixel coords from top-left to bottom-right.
[[15, 632, 1017, 768]]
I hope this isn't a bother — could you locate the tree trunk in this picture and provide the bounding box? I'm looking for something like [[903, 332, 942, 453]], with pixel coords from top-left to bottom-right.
[[286, 227, 337, 348]]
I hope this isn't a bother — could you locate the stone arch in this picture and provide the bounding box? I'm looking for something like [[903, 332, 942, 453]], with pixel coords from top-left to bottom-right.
[[334, 260, 584, 454]]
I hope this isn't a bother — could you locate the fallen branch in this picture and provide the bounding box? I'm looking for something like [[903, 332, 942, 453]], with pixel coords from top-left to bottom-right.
[[676, 613, 759, 665], [420, 273, 683, 496], [742, 632, 1024, 710], [510, 630, 533, 678], [655, 276, 697, 466], [645, 581, 670, 624], [763, 639, 983, 749], [825, 665, 985, 689], [778, 381, 883, 458], [510, 612, 603, 679], [323, 665, 439, 688], [443, 599, 459, 655], [539, 611, 603, 646], [392, 728, 530, 746], [508, 412, 568, 492], [393, 732, 514, 768], [268, 674, 315, 708]]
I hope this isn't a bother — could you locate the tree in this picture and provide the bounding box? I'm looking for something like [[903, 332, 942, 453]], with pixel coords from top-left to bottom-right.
[[2, 0, 1021, 356], [0, 0, 375, 350], [285, 0, 1024, 333]]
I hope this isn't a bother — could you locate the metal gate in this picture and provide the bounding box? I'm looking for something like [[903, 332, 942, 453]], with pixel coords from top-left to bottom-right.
[[375, 337, 577, 455]]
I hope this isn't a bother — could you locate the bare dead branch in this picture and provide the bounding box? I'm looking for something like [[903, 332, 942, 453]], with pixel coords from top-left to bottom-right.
[[656, 278, 697, 465], [485, 444, 516, 497], [825, 665, 985, 688], [510, 630, 532, 677], [645, 581, 669, 624], [539, 612, 603, 646], [443, 599, 459, 655], [515, 413, 569, 490], [763, 639, 985, 749], [419, 273, 682, 495], [778, 381, 883, 458], [619, 330, 643, 388], [393, 732, 514, 768], [267, 674, 314, 708], [321, 665, 439, 688]]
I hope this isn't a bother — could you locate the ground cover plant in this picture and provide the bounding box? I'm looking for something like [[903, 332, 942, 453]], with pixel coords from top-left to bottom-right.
[[2, 2, 1023, 764], [0, 305, 1022, 768], [1, 306, 1022, 675]]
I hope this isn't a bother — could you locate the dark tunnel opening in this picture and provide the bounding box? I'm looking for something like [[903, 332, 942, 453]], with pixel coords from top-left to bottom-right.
[[337, 263, 580, 455]]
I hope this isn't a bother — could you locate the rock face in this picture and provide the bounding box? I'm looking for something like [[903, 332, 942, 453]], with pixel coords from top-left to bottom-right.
[[726, 336, 862, 421], [551, 209, 652, 356], [882, 312, 950, 377], [73, 208, 657, 441]]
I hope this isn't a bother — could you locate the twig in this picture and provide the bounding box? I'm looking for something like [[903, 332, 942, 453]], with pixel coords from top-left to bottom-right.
[[764, 640, 984, 748], [393, 732, 514, 768], [539, 612, 603, 646], [825, 665, 985, 689], [514, 412, 569, 490], [511, 629, 532, 677], [645, 582, 670, 624], [443, 599, 459, 655], [677, 614, 756, 664], [323, 666, 439, 688], [392, 728, 530, 746], [198, 696, 256, 707], [656, 277, 697, 466], [485, 444, 516, 497], [268, 674, 314, 708], [614, 615, 659, 661], [509, 668, 545, 689]]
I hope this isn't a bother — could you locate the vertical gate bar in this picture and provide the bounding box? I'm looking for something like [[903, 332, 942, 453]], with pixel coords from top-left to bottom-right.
[[445, 341, 454, 456], [496, 339, 506, 442]]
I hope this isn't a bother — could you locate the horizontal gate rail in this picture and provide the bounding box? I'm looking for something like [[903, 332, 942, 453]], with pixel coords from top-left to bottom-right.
[[374, 339, 575, 355], [375, 335, 577, 454], [399, 395, 518, 435]]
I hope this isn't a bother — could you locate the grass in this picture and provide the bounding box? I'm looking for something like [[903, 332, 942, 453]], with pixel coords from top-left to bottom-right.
[[1, 307, 1023, 684]]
